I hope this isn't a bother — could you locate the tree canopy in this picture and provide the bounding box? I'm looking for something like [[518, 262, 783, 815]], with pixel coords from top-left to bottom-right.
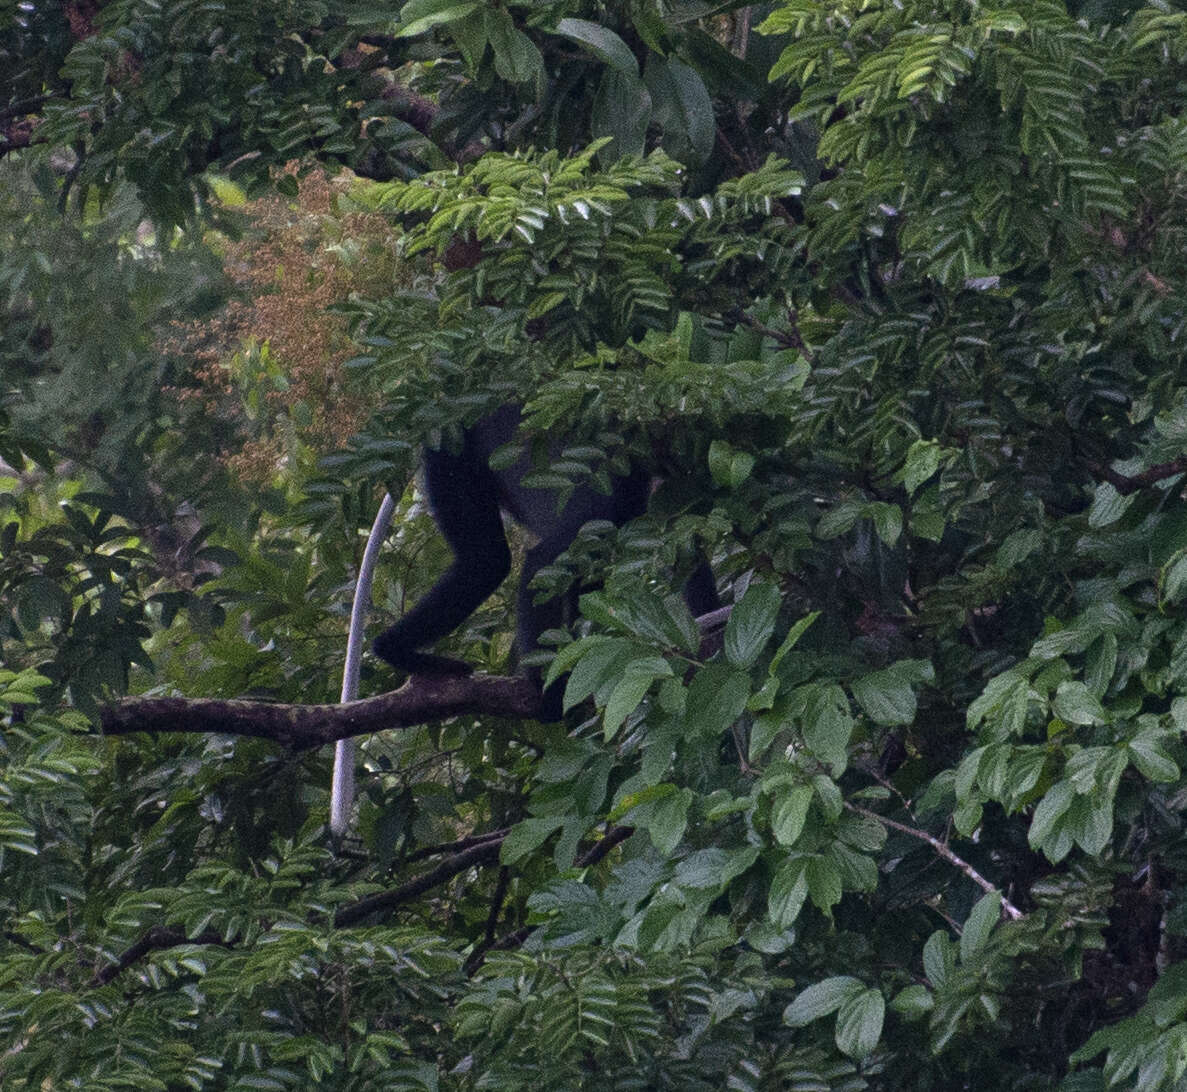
[[6, 0, 1187, 1088]]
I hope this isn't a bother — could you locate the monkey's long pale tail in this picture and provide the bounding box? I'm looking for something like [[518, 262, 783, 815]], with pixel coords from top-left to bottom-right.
[[331, 492, 397, 838]]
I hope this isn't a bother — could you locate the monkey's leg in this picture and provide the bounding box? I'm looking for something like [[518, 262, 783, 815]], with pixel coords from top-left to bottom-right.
[[373, 445, 512, 676]]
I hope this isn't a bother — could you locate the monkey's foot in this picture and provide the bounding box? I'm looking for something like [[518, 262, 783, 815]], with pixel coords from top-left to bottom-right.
[[372, 642, 475, 677]]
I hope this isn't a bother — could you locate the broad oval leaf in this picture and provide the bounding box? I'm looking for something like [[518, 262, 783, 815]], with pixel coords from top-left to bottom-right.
[[725, 582, 781, 668], [555, 17, 639, 74], [835, 988, 885, 1059], [783, 976, 864, 1027]]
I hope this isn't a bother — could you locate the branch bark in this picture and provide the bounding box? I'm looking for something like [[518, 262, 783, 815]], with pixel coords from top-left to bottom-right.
[[100, 673, 545, 749], [100, 609, 731, 747], [91, 926, 231, 987], [1089, 456, 1187, 496], [335, 840, 504, 926]]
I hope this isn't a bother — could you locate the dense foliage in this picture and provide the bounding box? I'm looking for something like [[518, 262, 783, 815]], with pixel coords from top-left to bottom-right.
[[7, 0, 1187, 1088]]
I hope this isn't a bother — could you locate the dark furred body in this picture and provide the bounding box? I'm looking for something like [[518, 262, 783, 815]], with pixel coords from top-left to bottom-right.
[[373, 405, 718, 713]]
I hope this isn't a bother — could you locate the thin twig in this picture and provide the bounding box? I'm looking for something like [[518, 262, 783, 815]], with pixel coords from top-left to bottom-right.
[[846, 802, 1024, 921]]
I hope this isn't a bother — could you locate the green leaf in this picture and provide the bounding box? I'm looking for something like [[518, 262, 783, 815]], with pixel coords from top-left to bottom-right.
[[995, 528, 1042, 570], [646, 788, 691, 855], [1128, 734, 1180, 782], [783, 976, 864, 1026], [614, 589, 699, 652], [545, 635, 615, 687], [602, 655, 673, 737], [835, 988, 885, 1059], [708, 440, 755, 488], [1087, 482, 1133, 528], [800, 684, 854, 775], [591, 69, 653, 160], [890, 984, 934, 1017], [1052, 681, 1106, 726], [923, 930, 955, 988], [685, 665, 751, 740], [485, 10, 545, 85], [725, 582, 780, 668], [1028, 780, 1075, 854], [850, 660, 932, 726], [960, 890, 1001, 962], [15, 576, 70, 630], [813, 775, 843, 821], [1005, 747, 1048, 808], [561, 638, 636, 711], [769, 858, 810, 929], [554, 18, 639, 74], [901, 439, 942, 494], [816, 500, 861, 540], [771, 785, 814, 847], [1068, 793, 1114, 856], [806, 855, 843, 916], [768, 611, 818, 674], [1163, 551, 1187, 603], [500, 817, 565, 864], [866, 502, 902, 547], [449, 8, 488, 69], [644, 56, 716, 166], [398, 0, 481, 37]]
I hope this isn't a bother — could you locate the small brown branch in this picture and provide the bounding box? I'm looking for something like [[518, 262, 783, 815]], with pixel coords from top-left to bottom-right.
[[726, 309, 813, 359], [403, 828, 510, 865], [483, 868, 511, 946], [101, 673, 545, 748], [846, 802, 1024, 921], [91, 926, 230, 986], [0, 128, 37, 154], [464, 866, 513, 975], [576, 824, 633, 868], [487, 925, 533, 954], [334, 839, 504, 927], [1089, 457, 1187, 496], [465, 825, 634, 971], [3, 930, 43, 954]]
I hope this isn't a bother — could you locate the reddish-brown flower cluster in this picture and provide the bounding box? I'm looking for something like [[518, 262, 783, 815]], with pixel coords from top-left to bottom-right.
[[160, 165, 399, 483]]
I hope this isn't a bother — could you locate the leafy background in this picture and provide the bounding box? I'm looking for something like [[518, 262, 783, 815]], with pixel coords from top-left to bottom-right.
[[6, 0, 1187, 1088]]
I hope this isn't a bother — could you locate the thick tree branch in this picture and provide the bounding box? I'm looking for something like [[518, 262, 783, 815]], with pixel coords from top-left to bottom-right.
[[100, 673, 545, 748], [101, 609, 731, 746]]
